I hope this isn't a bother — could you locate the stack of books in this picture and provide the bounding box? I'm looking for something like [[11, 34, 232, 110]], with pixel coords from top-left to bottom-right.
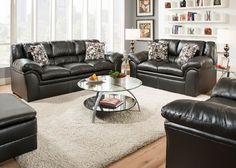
[[100, 98, 123, 109]]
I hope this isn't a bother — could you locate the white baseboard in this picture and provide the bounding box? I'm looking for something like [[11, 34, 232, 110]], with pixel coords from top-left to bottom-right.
[[0, 77, 11, 85]]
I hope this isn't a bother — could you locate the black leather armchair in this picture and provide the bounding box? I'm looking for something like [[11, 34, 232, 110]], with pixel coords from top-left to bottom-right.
[[129, 39, 217, 96], [11, 40, 123, 101], [161, 78, 236, 168]]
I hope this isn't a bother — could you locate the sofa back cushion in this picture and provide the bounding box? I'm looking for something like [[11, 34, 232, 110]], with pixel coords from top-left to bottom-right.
[[11, 40, 100, 66], [177, 40, 205, 56], [155, 39, 180, 56]]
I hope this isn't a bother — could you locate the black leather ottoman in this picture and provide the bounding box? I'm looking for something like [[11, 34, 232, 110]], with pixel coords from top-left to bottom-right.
[[0, 93, 37, 162]]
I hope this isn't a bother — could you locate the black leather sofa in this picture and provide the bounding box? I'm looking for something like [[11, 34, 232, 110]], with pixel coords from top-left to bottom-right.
[[161, 78, 236, 168], [11, 40, 122, 102], [129, 39, 217, 96], [0, 93, 37, 162]]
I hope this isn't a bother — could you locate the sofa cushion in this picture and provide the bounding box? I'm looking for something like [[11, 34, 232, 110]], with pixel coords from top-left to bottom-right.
[[148, 42, 168, 61], [138, 60, 165, 72], [157, 39, 180, 56], [62, 63, 94, 75], [41, 65, 71, 80], [28, 44, 49, 66], [51, 41, 76, 57], [85, 42, 105, 60], [157, 63, 183, 76], [176, 44, 199, 66], [177, 40, 205, 56]]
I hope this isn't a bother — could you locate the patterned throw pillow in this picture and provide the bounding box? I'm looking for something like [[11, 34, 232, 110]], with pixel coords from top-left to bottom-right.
[[28, 44, 49, 66], [148, 42, 168, 61], [85, 42, 105, 60], [176, 44, 199, 66]]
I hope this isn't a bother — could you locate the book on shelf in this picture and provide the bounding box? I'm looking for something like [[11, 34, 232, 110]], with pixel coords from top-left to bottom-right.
[[100, 97, 123, 109]]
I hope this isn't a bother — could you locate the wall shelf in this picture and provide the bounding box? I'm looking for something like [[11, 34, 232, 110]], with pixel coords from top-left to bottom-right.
[[168, 21, 226, 24], [166, 5, 226, 11], [164, 0, 228, 38], [169, 34, 217, 38]]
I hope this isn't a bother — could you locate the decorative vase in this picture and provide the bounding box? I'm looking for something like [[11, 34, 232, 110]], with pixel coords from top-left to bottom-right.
[[121, 50, 130, 75]]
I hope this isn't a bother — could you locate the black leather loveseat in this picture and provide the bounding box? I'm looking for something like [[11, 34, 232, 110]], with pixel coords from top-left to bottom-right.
[[11, 40, 122, 101], [129, 39, 217, 96], [161, 78, 236, 168]]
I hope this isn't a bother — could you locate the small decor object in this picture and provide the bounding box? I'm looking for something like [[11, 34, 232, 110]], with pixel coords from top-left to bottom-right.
[[136, 19, 154, 41], [109, 71, 126, 78], [180, 0, 186, 7], [187, 28, 195, 35], [28, 44, 49, 66], [217, 56, 229, 69], [125, 29, 140, 53], [180, 14, 187, 21], [165, 2, 171, 8], [136, 0, 154, 16], [214, 0, 221, 5], [172, 14, 179, 21], [176, 44, 199, 66], [121, 50, 130, 75], [217, 29, 236, 67], [100, 97, 123, 109], [148, 41, 169, 61], [205, 11, 211, 21], [204, 27, 212, 35], [85, 42, 105, 60]]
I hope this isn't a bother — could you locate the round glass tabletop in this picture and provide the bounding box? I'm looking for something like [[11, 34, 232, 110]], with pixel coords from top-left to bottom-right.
[[77, 75, 142, 92]]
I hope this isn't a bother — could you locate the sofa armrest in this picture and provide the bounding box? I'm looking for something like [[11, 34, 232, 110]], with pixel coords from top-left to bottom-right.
[[105, 52, 123, 71], [181, 56, 213, 72], [12, 58, 43, 74], [129, 51, 148, 64], [105, 52, 123, 64], [211, 78, 236, 100], [161, 99, 236, 140]]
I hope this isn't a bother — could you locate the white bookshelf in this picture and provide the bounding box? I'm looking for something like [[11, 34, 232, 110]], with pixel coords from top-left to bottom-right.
[[164, 0, 229, 38]]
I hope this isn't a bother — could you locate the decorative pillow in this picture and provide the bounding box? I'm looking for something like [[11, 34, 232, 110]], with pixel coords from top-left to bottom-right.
[[28, 44, 49, 66], [85, 42, 105, 60], [176, 44, 199, 66], [148, 42, 168, 61]]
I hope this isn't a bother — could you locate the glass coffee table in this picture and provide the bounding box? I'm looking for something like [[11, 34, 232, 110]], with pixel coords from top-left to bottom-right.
[[77, 75, 142, 123]]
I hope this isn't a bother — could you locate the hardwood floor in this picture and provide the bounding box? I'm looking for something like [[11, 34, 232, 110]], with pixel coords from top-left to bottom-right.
[[0, 85, 166, 168]]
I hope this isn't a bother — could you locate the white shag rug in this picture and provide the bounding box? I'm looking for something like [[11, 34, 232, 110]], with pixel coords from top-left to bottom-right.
[[17, 86, 209, 168]]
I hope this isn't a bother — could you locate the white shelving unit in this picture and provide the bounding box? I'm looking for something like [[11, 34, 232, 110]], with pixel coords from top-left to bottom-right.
[[164, 0, 229, 38]]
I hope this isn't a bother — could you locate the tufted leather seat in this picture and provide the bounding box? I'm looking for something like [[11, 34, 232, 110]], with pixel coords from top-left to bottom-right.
[[138, 60, 165, 72], [129, 39, 217, 96], [157, 63, 183, 76], [62, 63, 94, 75], [85, 59, 114, 71], [11, 40, 123, 101], [41, 65, 71, 80]]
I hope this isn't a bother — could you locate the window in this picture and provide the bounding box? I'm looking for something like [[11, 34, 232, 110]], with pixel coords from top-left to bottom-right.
[[16, 0, 33, 43], [37, 0, 52, 41], [0, 0, 124, 67], [72, 0, 84, 39], [0, 0, 11, 66], [55, 0, 70, 40]]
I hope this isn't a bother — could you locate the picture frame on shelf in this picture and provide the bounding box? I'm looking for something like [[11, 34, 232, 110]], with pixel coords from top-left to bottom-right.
[[165, 2, 171, 8], [214, 0, 221, 5], [136, 0, 154, 17], [136, 19, 154, 41]]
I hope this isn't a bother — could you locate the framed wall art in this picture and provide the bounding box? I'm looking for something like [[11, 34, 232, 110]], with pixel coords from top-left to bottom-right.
[[136, 19, 154, 41], [136, 0, 154, 17]]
